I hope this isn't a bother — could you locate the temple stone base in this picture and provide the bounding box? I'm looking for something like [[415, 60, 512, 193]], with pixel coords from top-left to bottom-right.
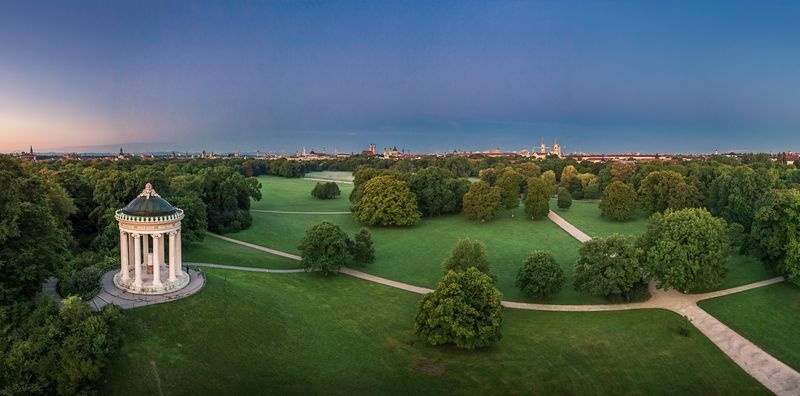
[[113, 268, 190, 295]]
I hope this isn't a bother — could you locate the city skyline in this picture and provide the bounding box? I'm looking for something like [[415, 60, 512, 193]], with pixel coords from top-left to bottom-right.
[[2, 1, 800, 154]]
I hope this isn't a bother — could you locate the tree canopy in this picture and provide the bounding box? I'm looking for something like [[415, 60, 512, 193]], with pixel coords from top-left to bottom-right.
[[298, 221, 352, 275], [639, 208, 729, 292], [414, 267, 503, 349], [749, 189, 800, 282], [442, 238, 490, 274], [515, 251, 564, 298], [637, 170, 697, 214], [462, 180, 502, 222], [524, 177, 550, 220], [352, 176, 421, 226], [311, 182, 341, 200], [574, 235, 643, 300], [599, 181, 638, 221]]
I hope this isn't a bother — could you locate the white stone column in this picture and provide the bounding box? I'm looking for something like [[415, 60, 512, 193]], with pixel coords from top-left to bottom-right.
[[120, 231, 130, 281], [168, 231, 177, 281], [177, 229, 182, 270], [152, 234, 162, 287], [160, 232, 166, 268], [143, 234, 150, 266], [133, 234, 142, 289], [128, 233, 135, 271]]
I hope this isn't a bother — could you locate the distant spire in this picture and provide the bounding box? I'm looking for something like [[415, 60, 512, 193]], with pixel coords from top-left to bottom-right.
[[30, 145, 33, 155]]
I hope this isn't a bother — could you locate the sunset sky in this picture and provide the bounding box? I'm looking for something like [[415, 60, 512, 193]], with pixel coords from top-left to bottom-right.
[[2, 1, 800, 154]]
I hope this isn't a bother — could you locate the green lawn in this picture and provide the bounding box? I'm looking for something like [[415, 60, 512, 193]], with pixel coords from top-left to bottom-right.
[[708, 253, 776, 291], [230, 211, 603, 304], [251, 176, 354, 212], [549, 199, 647, 238], [182, 235, 301, 269], [101, 270, 767, 395], [699, 281, 800, 371], [304, 170, 355, 182]]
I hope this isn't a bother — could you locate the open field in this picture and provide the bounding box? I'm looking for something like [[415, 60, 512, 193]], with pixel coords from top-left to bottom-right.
[[251, 176, 354, 212], [231, 211, 602, 304], [304, 170, 355, 182], [101, 269, 768, 395], [699, 281, 800, 371], [549, 199, 647, 238], [183, 235, 301, 269]]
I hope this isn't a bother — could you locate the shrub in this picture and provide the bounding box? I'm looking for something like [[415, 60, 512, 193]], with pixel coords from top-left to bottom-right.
[[557, 188, 572, 210], [515, 251, 564, 298], [350, 228, 375, 265], [442, 238, 490, 274], [311, 182, 341, 200]]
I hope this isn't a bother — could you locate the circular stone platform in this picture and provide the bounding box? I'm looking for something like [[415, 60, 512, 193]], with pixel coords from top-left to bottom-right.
[[90, 269, 205, 311], [113, 266, 190, 295]]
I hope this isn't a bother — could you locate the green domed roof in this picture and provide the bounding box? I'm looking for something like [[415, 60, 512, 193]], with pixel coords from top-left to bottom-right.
[[121, 183, 178, 216]]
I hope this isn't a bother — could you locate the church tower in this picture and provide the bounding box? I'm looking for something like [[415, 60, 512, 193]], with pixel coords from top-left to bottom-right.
[[553, 139, 561, 157], [540, 138, 546, 154]]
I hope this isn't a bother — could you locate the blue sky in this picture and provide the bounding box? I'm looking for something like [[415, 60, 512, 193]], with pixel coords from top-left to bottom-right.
[[2, 1, 799, 154]]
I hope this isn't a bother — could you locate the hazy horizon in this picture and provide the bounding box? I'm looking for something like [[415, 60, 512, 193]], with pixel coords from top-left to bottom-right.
[[2, 1, 800, 154]]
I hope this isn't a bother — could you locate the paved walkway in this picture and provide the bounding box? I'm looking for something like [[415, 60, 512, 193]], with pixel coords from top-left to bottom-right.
[[190, 262, 304, 273], [207, 232, 302, 260], [547, 210, 592, 242], [252, 209, 351, 215]]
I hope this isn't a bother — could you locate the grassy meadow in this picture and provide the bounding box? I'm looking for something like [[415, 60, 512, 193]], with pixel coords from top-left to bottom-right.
[[101, 269, 768, 395]]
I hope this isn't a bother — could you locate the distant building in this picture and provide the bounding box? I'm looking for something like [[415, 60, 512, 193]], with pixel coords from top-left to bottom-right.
[[361, 143, 378, 156], [531, 138, 562, 159]]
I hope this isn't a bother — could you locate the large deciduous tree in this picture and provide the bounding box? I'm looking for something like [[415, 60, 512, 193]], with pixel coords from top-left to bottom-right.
[[298, 221, 352, 275], [639, 208, 729, 292], [599, 181, 638, 221], [408, 167, 457, 216], [462, 180, 501, 222], [515, 251, 564, 298], [707, 166, 778, 231], [524, 177, 550, 220], [637, 170, 697, 214], [442, 238, 490, 274], [496, 168, 525, 217], [574, 235, 643, 300], [311, 182, 341, 200], [414, 267, 503, 349], [352, 176, 421, 226], [198, 166, 262, 233], [749, 189, 800, 282], [540, 170, 557, 196]]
